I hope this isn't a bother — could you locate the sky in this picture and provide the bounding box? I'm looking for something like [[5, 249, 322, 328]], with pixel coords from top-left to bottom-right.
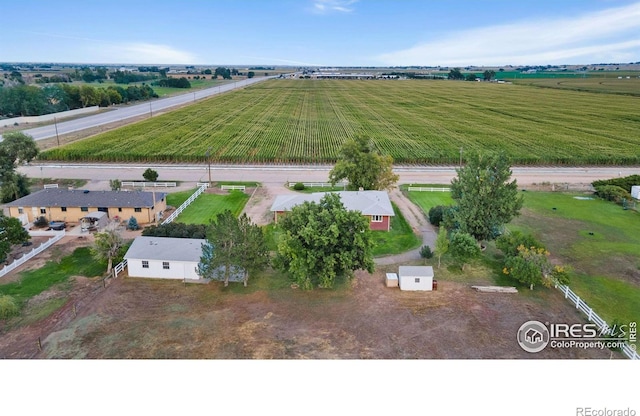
[[3, 0, 639, 67]]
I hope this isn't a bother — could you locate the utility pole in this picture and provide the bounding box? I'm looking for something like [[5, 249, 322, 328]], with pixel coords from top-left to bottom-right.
[[149, 103, 153, 117], [54, 117, 60, 147], [206, 147, 212, 187]]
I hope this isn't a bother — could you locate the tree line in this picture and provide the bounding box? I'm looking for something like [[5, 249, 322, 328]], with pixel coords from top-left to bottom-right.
[[0, 83, 158, 117]]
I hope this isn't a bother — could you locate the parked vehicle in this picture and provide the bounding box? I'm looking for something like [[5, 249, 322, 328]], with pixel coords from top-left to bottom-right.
[[49, 221, 66, 231]]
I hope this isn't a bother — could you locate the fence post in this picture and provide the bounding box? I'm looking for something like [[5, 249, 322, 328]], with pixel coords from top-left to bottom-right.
[[37, 337, 42, 351]]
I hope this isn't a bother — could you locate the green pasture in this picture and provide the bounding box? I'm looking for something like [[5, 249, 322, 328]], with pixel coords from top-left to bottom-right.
[[40, 79, 640, 165], [0, 247, 104, 307], [405, 188, 640, 324], [167, 189, 249, 224]]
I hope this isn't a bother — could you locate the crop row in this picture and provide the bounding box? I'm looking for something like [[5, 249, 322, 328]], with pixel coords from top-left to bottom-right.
[[40, 79, 640, 165]]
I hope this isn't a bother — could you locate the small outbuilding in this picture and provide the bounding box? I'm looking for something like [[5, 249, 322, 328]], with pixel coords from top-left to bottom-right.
[[125, 236, 205, 281], [398, 266, 434, 291], [385, 272, 398, 288], [632, 186, 639, 200]]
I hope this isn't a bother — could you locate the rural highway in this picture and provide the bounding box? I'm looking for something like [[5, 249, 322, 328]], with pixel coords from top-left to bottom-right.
[[2, 76, 275, 141], [17, 163, 639, 187]]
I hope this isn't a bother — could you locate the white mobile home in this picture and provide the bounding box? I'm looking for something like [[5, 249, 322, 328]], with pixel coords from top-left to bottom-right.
[[124, 236, 205, 280], [398, 266, 434, 291]]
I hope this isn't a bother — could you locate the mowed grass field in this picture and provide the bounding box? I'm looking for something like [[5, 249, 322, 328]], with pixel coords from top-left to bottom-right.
[[166, 189, 249, 224], [40, 79, 640, 165], [406, 188, 640, 326]]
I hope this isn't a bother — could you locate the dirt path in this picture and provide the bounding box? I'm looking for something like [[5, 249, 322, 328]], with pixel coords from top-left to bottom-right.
[[241, 182, 297, 226], [375, 188, 438, 265]]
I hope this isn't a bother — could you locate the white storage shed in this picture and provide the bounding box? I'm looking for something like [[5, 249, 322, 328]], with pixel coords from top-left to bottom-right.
[[632, 186, 639, 200], [398, 266, 434, 291], [125, 236, 205, 280]]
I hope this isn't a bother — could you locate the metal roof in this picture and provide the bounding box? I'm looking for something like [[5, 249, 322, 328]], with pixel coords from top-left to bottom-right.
[[270, 191, 395, 216], [4, 189, 166, 208], [124, 236, 206, 263], [399, 266, 434, 277]]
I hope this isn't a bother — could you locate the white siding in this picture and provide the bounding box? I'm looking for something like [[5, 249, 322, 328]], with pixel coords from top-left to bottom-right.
[[632, 186, 639, 200], [127, 258, 200, 280], [398, 266, 434, 291]]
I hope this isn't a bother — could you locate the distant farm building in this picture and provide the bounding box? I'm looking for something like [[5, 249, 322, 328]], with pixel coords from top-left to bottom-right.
[[270, 191, 395, 231]]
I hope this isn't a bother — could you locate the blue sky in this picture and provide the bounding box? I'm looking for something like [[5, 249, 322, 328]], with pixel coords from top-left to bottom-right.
[[3, 0, 639, 66]]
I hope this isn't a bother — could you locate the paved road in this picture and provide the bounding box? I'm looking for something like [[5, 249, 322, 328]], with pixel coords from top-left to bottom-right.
[[2, 76, 275, 141], [17, 163, 640, 186]]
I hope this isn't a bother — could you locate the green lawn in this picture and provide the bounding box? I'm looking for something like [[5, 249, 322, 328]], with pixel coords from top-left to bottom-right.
[[0, 247, 105, 307], [509, 192, 640, 324], [405, 187, 640, 325], [169, 189, 250, 224], [371, 203, 422, 256], [404, 189, 453, 213]]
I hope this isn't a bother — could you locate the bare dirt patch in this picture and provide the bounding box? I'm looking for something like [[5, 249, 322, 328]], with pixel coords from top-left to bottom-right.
[[0, 265, 618, 359]]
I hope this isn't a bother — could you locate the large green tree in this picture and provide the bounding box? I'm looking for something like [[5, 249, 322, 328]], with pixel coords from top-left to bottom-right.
[[91, 223, 124, 274], [449, 231, 480, 270], [450, 151, 523, 242], [274, 193, 374, 290], [0, 213, 30, 262], [329, 136, 398, 191], [197, 211, 268, 287], [0, 132, 39, 203]]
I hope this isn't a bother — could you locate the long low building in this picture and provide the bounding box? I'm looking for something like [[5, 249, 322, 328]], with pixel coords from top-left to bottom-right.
[[125, 236, 205, 280], [270, 190, 395, 231], [3, 188, 167, 225]]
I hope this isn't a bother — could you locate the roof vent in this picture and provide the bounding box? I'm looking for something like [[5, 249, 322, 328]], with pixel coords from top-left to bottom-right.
[[83, 190, 90, 194]]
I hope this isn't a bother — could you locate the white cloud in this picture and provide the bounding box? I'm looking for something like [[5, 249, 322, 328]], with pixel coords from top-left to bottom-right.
[[311, 0, 358, 14], [105, 43, 198, 64], [377, 2, 640, 66]]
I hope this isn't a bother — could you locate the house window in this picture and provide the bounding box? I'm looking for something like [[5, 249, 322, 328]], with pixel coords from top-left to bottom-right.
[[415, 278, 421, 283], [118, 207, 122, 212], [18, 207, 23, 214], [134, 208, 142, 213], [163, 262, 170, 270], [40, 208, 46, 214], [371, 215, 383, 222], [142, 260, 149, 269], [61, 207, 67, 212], [81, 207, 89, 212]]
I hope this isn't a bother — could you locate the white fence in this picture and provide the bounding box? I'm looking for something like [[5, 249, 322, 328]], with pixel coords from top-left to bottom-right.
[[288, 182, 346, 188], [196, 182, 210, 188], [44, 184, 59, 189], [121, 181, 177, 188], [0, 232, 65, 278], [556, 283, 639, 360], [162, 184, 207, 225], [408, 187, 450, 192], [113, 259, 128, 279], [221, 185, 245, 191]]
